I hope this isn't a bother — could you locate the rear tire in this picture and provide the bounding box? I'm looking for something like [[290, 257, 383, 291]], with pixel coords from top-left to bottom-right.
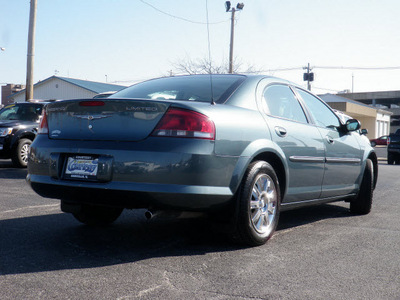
[[72, 204, 123, 226], [370, 141, 376, 147], [350, 159, 373, 215], [11, 138, 32, 168], [233, 161, 281, 246]]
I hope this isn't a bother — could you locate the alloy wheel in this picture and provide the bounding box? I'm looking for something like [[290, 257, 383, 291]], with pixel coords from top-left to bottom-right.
[[249, 174, 278, 234], [20, 143, 30, 163]]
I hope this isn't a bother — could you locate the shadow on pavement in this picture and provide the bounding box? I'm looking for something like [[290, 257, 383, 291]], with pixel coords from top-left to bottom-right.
[[0, 203, 352, 276], [0, 160, 27, 179]]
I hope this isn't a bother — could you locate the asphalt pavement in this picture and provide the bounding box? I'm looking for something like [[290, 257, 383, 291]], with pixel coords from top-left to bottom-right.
[[374, 145, 387, 161], [0, 158, 399, 300]]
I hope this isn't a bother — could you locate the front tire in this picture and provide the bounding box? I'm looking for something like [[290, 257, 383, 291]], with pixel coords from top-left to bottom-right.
[[72, 204, 123, 226], [350, 159, 373, 215], [234, 161, 281, 246], [11, 138, 32, 168]]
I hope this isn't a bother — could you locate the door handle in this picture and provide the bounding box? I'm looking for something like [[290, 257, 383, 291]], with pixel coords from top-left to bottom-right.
[[326, 136, 334, 144], [275, 126, 287, 137]]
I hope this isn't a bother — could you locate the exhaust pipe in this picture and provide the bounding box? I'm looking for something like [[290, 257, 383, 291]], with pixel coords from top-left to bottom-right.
[[144, 209, 156, 220]]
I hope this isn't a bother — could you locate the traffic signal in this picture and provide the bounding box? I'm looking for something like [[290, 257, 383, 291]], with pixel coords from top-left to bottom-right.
[[303, 72, 314, 81]]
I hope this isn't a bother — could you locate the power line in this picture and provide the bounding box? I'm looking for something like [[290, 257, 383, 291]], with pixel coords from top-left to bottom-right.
[[312, 86, 343, 93], [257, 66, 400, 73], [245, 67, 304, 74], [314, 66, 400, 71], [139, 0, 228, 25]]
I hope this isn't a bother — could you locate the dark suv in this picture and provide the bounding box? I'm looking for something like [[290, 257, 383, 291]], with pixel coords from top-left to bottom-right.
[[0, 102, 46, 167]]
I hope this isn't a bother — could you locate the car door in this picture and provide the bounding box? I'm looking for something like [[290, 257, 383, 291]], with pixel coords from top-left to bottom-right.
[[295, 88, 362, 198], [261, 84, 325, 203]]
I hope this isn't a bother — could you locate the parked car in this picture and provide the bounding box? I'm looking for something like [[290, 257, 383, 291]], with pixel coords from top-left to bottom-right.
[[27, 75, 378, 246], [0, 102, 47, 167], [92, 91, 117, 99], [387, 129, 400, 164], [369, 135, 388, 147]]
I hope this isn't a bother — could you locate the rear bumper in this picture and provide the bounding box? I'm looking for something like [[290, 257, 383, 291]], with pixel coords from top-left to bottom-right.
[[27, 136, 238, 211], [388, 147, 400, 153], [27, 175, 233, 211]]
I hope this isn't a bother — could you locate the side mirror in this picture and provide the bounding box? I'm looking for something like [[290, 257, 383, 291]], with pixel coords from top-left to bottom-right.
[[361, 128, 368, 135], [345, 119, 361, 132]]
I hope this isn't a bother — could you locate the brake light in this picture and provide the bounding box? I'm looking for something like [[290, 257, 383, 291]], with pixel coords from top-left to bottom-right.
[[152, 108, 215, 140], [387, 137, 391, 145], [79, 101, 105, 106], [38, 111, 49, 135]]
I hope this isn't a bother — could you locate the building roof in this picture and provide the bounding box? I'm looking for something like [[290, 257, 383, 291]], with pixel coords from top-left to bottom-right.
[[320, 93, 392, 116], [338, 90, 400, 100], [55, 76, 126, 93], [319, 93, 374, 109], [8, 76, 127, 99]]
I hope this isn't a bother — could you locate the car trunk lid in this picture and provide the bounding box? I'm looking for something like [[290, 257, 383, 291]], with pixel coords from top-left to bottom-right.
[[46, 99, 169, 141]]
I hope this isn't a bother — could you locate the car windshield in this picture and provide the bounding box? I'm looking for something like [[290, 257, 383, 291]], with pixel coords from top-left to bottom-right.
[[0, 104, 43, 122], [110, 75, 246, 104]]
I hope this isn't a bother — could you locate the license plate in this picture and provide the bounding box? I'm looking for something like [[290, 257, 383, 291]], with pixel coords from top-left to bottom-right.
[[64, 156, 98, 180]]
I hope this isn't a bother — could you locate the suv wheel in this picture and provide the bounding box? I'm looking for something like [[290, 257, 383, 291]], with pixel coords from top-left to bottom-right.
[[387, 154, 395, 165], [12, 138, 32, 168]]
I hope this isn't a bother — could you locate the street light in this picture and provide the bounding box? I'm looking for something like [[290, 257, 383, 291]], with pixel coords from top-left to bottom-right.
[[225, 1, 244, 74]]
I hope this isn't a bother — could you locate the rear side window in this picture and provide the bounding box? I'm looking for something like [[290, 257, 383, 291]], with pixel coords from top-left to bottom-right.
[[296, 88, 340, 128], [263, 85, 307, 123]]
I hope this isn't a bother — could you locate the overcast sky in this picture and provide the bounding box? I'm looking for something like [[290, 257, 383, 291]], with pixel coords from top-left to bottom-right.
[[1, 0, 400, 95]]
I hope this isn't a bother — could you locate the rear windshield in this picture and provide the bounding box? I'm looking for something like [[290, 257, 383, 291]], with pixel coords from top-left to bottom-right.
[[110, 75, 246, 104], [0, 103, 43, 122]]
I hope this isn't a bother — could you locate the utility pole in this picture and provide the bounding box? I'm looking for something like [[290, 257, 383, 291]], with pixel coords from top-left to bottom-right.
[[225, 2, 244, 74], [26, 0, 37, 101], [303, 63, 314, 91], [228, 8, 235, 74]]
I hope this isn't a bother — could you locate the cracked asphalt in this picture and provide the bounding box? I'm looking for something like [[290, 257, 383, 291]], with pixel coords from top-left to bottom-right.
[[1, 158, 399, 300]]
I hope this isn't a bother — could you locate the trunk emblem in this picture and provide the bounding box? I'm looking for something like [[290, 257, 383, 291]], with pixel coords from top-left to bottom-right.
[[72, 114, 111, 120]]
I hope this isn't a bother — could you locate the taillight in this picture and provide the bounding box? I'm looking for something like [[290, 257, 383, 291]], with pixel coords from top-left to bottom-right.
[[79, 101, 105, 106], [387, 137, 391, 145], [152, 108, 215, 140], [38, 111, 49, 135]]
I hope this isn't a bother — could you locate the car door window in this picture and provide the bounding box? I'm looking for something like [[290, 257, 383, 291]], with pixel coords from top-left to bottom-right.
[[296, 88, 341, 128], [263, 85, 307, 123]]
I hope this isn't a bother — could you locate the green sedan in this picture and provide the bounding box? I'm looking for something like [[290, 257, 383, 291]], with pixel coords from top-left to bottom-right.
[[27, 74, 377, 246]]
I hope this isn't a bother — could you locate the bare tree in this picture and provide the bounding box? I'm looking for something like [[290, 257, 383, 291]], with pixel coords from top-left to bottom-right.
[[171, 56, 261, 75]]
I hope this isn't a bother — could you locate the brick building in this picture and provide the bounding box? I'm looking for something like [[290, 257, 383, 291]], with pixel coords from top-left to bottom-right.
[[1, 84, 25, 106]]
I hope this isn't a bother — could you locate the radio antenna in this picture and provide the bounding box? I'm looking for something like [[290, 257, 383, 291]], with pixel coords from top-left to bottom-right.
[[205, 0, 215, 105]]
